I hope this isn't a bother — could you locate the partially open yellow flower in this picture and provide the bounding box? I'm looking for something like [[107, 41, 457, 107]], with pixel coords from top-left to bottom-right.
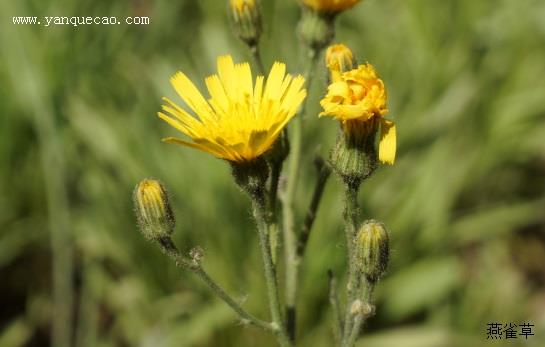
[[301, 0, 362, 14], [158, 55, 306, 163], [320, 63, 396, 164]]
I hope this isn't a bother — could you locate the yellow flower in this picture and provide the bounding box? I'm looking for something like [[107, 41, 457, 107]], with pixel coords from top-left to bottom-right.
[[301, 0, 362, 13], [320, 63, 396, 164], [158, 55, 306, 163], [325, 43, 355, 82]]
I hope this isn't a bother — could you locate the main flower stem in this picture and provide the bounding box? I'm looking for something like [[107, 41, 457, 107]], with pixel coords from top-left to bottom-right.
[[252, 191, 292, 347], [157, 237, 275, 334], [341, 181, 361, 345], [282, 47, 320, 341]]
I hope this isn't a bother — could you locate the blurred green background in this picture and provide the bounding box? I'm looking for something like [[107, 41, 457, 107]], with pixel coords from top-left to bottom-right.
[[1, 0, 545, 346]]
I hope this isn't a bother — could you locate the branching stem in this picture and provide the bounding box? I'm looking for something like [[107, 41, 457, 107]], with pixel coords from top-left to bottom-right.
[[157, 237, 275, 334]]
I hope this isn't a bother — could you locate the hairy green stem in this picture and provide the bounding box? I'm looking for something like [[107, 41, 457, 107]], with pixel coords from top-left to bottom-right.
[[341, 182, 361, 345], [282, 48, 320, 341], [252, 192, 292, 347], [158, 238, 274, 334], [344, 282, 376, 347], [345, 314, 363, 347]]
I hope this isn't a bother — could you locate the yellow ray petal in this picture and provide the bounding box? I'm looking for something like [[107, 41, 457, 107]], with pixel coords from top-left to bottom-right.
[[217, 55, 237, 100], [378, 119, 396, 165], [205, 75, 229, 113], [281, 75, 306, 114], [170, 71, 214, 122], [253, 75, 264, 108], [235, 62, 254, 100], [162, 137, 233, 160], [157, 112, 191, 135], [264, 62, 286, 101]]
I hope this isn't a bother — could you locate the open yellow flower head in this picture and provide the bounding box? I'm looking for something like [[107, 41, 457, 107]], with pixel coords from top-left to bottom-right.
[[325, 43, 355, 82], [301, 0, 362, 14], [158, 55, 306, 163], [320, 63, 396, 164]]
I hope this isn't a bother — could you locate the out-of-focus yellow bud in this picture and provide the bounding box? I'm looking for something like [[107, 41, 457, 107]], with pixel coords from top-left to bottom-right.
[[356, 220, 389, 283], [325, 43, 355, 82], [133, 179, 175, 241], [229, 0, 262, 46], [300, 0, 362, 15]]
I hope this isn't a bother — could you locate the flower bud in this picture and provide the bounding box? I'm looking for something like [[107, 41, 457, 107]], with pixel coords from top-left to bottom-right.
[[298, 8, 335, 51], [325, 43, 355, 82], [229, 0, 262, 47], [357, 220, 389, 283], [133, 179, 175, 241], [329, 119, 378, 187]]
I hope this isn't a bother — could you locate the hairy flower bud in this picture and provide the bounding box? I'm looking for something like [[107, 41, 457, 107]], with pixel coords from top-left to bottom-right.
[[329, 119, 379, 186], [357, 220, 389, 283], [229, 0, 262, 46], [133, 179, 175, 241]]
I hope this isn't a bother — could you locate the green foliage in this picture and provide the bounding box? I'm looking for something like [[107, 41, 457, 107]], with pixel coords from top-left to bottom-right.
[[1, 0, 545, 346]]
